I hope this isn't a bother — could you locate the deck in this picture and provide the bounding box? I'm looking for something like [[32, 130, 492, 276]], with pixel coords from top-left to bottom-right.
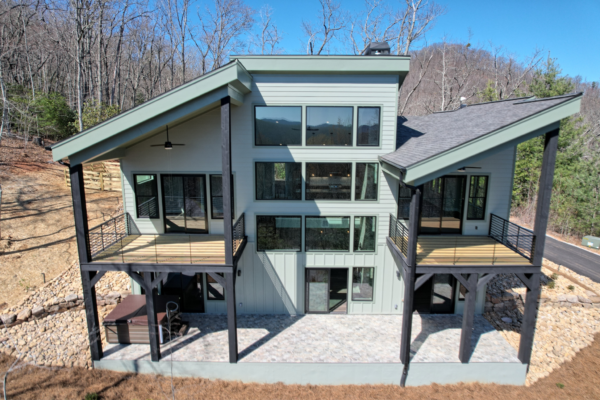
[[93, 234, 226, 264], [417, 236, 531, 265]]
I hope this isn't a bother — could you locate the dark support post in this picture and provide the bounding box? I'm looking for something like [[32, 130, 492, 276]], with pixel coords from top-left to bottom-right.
[[221, 96, 238, 363], [400, 189, 420, 387], [458, 273, 478, 363], [144, 273, 161, 362], [519, 128, 559, 365], [226, 272, 238, 363], [70, 164, 102, 361]]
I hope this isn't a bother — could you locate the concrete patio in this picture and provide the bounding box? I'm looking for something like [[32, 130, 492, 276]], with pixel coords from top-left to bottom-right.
[[102, 314, 519, 364]]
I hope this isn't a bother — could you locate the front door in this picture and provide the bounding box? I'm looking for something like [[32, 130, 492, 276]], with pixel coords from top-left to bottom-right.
[[161, 174, 208, 234], [305, 268, 348, 314], [420, 176, 466, 234]]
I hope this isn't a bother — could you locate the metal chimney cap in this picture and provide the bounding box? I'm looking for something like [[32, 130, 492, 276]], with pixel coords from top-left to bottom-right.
[[363, 42, 391, 56]]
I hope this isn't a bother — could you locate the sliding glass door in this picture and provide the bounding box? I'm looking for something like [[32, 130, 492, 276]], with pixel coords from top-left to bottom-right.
[[419, 176, 466, 234], [161, 174, 208, 234]]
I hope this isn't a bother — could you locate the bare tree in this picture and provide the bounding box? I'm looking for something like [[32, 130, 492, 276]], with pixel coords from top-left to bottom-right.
[[251, 5, 282, 55], [302, 0, 347, 55]]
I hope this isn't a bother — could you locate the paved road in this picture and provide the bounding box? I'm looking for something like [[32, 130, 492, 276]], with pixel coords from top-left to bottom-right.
[[544, 236, 600, 283]]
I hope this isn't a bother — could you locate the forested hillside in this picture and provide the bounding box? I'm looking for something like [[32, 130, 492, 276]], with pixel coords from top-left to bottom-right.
[[1, 0, 598, 238]]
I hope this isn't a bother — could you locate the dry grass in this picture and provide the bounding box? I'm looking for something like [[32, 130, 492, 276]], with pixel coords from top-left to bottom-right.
[[1, 332, 600, 400], [0, 137, 122, 307]]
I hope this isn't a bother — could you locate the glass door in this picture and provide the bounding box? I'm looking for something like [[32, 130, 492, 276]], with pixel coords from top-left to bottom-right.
[[419, 176, 466, 235], [161, 174, 208, 234], [306, 269, 329, 313]]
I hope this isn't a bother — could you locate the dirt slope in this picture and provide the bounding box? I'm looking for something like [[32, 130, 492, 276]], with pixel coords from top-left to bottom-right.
[[0, 137, 121, 308]]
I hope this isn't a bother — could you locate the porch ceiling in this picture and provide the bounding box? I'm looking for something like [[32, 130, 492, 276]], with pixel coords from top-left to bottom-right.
[[380, 93, 582, 186], [51, 61, 252, 165]]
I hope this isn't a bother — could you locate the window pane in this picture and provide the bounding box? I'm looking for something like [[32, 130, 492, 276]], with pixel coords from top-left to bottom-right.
[[306, 163, 352, 200], [306, 106, 353, 146], [305, 217, 350, 251], [352, 267, 374, 301], [398, 186, 412, 222], [355, 163, 378, 200], [256, 162, 302, 200], [256, 216, 302, 251], [255, 106, 302, 146], [210, 175, 234, 219], [207, 273, 225, 300], [135, 174, 159, 218], [354, 216, 376, 251], [467, 175, 488, 220], [357, 107, 380, 146]]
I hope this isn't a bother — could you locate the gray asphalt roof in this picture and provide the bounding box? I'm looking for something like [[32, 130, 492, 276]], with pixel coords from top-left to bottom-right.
[[381, 93, 582, 169]]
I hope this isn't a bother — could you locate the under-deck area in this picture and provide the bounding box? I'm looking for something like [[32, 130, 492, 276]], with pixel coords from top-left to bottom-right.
[[96, 314, 525, 385], [93, 234, 226, 264]]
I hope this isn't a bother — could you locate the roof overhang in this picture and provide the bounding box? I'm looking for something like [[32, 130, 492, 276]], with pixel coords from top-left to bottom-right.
[[381, 94, 582, 186], [232, 55, 410, 86], [52, 61, 252, 165]]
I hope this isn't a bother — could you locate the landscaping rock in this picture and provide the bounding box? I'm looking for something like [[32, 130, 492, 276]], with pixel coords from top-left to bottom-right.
[[17, 308, 31, 321], [65, 294, 78, 302], [578, 296, 592, 303], [566, 295, 579, 303], [501, 317, 513, 324], [589, 296, 600, 304], [0, 314, 16, 325], [32, 306, 45, 317]]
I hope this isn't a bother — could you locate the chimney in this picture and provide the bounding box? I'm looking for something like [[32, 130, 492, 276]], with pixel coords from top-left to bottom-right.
[[363, 42, 391, 56]]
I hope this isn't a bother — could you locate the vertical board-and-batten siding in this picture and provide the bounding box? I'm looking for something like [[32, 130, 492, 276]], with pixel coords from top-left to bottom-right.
[[231, 74, 402, 315]]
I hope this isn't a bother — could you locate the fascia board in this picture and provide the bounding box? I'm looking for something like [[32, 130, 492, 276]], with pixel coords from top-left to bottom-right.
[[53, 62, 252, 162], [85, 148, 127, 164], [403, 96, 581, 184], [231, 55, 410, 75], [379, 158, 404, 180], [68, 85, 231, 165]]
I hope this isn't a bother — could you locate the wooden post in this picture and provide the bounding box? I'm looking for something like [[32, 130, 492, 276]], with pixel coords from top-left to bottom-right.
[[518, 128, 559, 365], [144, 272, 161, 362], [221, 96, 238, 363], [400, 189, 420, 386], [458, 273, 478, 363], [70, 164, 103, 361]]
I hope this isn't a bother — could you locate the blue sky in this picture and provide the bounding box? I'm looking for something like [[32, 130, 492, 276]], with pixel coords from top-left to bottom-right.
[[242, 0, 600, 82]]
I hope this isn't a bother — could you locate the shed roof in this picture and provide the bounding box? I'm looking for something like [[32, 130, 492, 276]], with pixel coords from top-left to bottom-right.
[[380, 93, 582, 185]]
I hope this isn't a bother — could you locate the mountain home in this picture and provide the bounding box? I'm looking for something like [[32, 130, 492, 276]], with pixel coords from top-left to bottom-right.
[[51, 43, 582, 386]]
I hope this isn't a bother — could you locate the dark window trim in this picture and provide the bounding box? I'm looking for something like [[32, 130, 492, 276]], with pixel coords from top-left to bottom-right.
[[305, 162, 353, 202], [304, 215, 351, 252], [209, 174, 234, 220], [351, 267, 375, 301], [133, 173, 159, 219], [305, 106, 354, 147], [255, 215, 303, 252], [206, 272, 225, 301], [254, 105, 303, 147], [353, 216, 377, 252], [466, 175, 489, 221], [356, 106, 381, 147], [255, 162, 303, 201], [160, 173, 209, 234], [354, 162, 379, 202]]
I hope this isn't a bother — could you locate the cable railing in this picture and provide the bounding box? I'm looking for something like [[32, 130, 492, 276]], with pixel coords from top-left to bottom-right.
[[88, 213, 135, 258], [389, 214, 409, 257], [489, 213, 536, 262], [233, 213, 246, 255]]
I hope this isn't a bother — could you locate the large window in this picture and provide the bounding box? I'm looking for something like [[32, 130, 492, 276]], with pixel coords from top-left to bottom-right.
[[306, 163, 352, 200], [255, 162, 302, 200], [355, 163, 378, 200], [467, 175, 488, 220], [209, 175, 234, 219], [256, 216, 302, 251], [207, 273, 225, 301], [354, 216, 376, 252], [134, 174, 159, 218], [357, 107, 380, 146], [255, 106, 302, 146], [305, 216, 350, 251], [352, 267, 374, 301], [306, 106, 353, 146]]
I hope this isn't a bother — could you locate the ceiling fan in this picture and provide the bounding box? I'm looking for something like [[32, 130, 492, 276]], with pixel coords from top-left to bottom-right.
[[151, 125, 184, 150]]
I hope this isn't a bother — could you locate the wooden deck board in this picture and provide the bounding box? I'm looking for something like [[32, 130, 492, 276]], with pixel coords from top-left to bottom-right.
[[416, 236, 531, 265], [92, 234, 226, 264]]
